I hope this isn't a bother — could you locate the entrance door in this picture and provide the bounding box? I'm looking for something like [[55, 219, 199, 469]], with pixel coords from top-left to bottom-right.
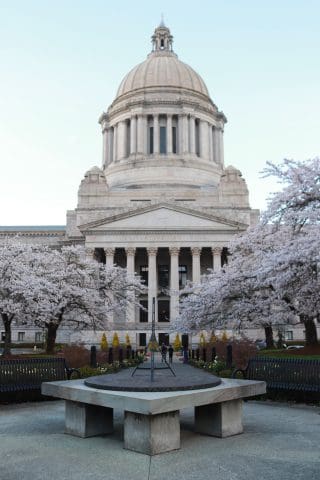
[[158, 333, 169, 346], [181, 334, 189, 348]]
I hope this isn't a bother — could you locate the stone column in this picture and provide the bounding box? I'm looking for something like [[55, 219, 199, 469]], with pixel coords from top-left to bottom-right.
[[147, 247, 158, 323], [191, 247, 201, 284], [125, 247, 136, 323], [199, 120, 209, 161], [107, 128, 113, 165], [113, 124, 118, 162], [153, 114, 159, 154], [208, 124, 213, 162], [212, 247, 222, 271], [219, 128, 224, 166], [189, 116, 196, 154], [117, 120, 127, 160], [104, 247, 115, 267], [169, 247, 180, 322], [104, 247, 115, 323], [137, 115, 146, 154], [178, 114, 188, 154], [213, 127, 219, 165], [130, 115, 137, 155], [102, 127, 108, 167], [166, 114, 172, 154], [181, 114, 189, 153]]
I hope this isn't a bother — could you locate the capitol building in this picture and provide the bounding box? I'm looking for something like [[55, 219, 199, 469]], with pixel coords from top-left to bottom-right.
[[1, 23, 260, 348]]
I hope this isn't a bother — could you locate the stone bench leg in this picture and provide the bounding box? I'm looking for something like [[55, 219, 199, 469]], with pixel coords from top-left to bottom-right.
[[124, 410, 180, 455], [195, 399, 243, 438], [65, 400, 114, 438]]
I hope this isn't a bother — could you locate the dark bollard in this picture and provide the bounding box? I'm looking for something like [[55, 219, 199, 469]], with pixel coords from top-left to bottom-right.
[[90, 346, 97, 368], [202, 348, 206, 362], [192, 349, 195, 359], [119, 348, 123, 364], [108, 347, 113, 364], [183, 346, 188, 364], [196, 348, 200, 361], [126, 346, 131, 360], [211, 347, 216, 362], [226, 344, 233, 369]]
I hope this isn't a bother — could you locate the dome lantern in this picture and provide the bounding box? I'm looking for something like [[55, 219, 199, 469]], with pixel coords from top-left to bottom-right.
[[151, 22, 173, 52]]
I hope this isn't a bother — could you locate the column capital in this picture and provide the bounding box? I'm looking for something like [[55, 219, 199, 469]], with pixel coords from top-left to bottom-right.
[[212, 247, 222, 255], [85, 247, 95, 258], [169, 247, 180, 256], [125, 247, 136, 256], [191, 246, 201, 256], [147, 247, 158, 256], [104, 247, 115, 256]]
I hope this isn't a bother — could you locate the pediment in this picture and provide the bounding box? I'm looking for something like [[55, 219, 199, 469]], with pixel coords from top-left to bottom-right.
[[80, 204, 247, 232]]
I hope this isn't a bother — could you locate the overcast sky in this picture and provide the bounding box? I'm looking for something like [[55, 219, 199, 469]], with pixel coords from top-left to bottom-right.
[[0, 0, 319, 225]]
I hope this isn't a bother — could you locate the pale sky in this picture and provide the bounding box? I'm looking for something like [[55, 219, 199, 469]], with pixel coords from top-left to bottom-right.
[[0, 0, 319, 225]]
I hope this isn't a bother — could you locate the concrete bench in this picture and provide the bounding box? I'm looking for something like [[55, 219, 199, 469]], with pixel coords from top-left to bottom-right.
[[42, 377, 266, 455]]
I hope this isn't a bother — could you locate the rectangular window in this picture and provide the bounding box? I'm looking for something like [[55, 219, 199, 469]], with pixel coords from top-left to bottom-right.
[[195, 120, 200, 157], [139, 333, 146, 347], [35, 332, 42, 342], [158, 299, 170, 322], [179, 265, 187, 289], [18, 332, 25, 342], [139, 300, 148, 323], [149, 127, 154, 154], [286, 331, 293, 340], [158, 265, 169, 289], [172, 126, 177, 153], [160, 126, 167, 154], [140, 266, 148, 286], [126, 119, 131, 157]]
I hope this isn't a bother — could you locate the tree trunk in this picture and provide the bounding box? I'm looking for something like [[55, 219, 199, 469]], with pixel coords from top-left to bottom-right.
[[302, 316, 318, 346], [46, 323, 58, 354], [1, 313, 12, 356], [264, 325, 274, 349]]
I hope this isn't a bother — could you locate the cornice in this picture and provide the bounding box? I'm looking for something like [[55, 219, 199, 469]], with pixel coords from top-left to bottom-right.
[[0, 231, 65, 238]]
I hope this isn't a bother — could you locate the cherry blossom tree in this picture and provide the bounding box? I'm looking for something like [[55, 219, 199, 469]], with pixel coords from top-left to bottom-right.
[[23, 245, 146, 353], [0, 242, 145, 355], [175, 158, 320, 346], [0, 241, 49, 355]]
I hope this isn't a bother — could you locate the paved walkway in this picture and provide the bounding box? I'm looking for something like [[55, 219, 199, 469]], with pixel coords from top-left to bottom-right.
[[0, 399, 319, 480]]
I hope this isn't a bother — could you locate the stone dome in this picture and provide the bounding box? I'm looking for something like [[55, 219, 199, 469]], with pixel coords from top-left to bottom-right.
[[116, 24, 209, 99], [116, 52, 209, 98]]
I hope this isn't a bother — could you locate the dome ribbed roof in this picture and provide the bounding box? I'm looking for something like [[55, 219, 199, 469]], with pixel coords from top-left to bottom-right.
[[116, 52, 209, 98], [116, 24, 210, 99]]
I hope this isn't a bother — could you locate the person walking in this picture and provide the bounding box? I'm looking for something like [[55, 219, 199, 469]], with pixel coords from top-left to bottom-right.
[[161, 343, 167, 362]]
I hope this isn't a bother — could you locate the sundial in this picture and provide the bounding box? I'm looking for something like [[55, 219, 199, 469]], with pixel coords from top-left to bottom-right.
[[85, 297, 221, 392]]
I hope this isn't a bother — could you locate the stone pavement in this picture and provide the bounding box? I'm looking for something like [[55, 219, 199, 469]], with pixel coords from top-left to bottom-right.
[[0, 399, 319, 480]]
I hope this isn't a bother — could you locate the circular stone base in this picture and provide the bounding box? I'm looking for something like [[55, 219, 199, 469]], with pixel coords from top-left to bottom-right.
[[84, 363, 221, 392]]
